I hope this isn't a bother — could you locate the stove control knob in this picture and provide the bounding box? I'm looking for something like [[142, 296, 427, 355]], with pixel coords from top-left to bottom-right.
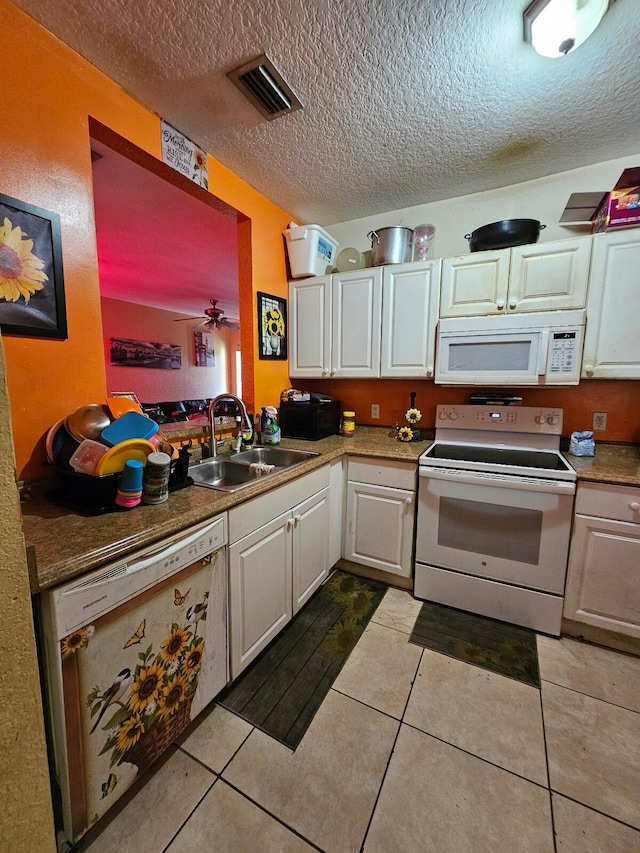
[[438, 410, 448, 421], [449, 411, 458, 421], [535, 414, 546, 425], [547, 414, 560, 426]]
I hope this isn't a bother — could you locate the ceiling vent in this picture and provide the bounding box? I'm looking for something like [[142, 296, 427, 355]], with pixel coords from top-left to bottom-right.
[[227, 54, 303, 121]]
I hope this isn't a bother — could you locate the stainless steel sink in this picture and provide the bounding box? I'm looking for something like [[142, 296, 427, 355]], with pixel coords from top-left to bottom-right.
[[189, 446, 320, 491], [230, 447, 320, 467], [189, 458, 256, 492]]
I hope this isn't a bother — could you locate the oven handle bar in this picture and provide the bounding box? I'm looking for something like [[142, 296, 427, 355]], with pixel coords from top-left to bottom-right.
[[418, 465, 576, 495]]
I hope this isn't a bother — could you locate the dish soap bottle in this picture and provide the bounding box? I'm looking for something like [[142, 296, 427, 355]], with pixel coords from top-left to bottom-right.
[[260, 406, 281, 446]]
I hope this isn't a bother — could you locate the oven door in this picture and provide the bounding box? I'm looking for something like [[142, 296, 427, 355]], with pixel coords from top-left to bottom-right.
[[416, 466, 575, 593]]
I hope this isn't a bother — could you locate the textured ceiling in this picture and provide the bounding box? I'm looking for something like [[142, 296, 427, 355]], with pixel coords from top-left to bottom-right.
[[13, 0, 640, 226]]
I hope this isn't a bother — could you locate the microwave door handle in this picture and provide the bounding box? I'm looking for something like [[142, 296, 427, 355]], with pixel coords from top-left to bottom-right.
[[537, 330, 549, 375]]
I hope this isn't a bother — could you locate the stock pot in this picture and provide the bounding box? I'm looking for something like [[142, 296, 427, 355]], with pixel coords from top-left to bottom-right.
[[368, 226, 413, 265]]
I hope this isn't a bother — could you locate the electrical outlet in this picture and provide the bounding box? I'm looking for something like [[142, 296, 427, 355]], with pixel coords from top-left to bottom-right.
[[593, 412, 607, 431], [371, 403, 380, 419]]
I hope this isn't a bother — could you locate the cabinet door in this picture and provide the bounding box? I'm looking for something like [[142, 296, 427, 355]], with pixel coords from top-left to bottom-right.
[[509, 237, 591, 312], [289, 276, 332, 377], [582, 231, 640, 378], [229, 512, 293, 678], [440, 250, 510, 317], [563, 514, 640, 638], [380, 261, 441, 377], [331, 268, 382, 377], [344, 481, 414, 578], [292, 487, 330, 614]]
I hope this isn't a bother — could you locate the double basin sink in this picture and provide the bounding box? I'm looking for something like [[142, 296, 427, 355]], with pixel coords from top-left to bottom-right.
[[189, 446, 320, 492]]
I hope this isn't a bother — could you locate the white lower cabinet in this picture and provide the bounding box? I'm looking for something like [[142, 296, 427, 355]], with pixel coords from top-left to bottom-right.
[[228, 466, 331, 678], [344, 458, 416, 578], [563, 482, 640, 638]]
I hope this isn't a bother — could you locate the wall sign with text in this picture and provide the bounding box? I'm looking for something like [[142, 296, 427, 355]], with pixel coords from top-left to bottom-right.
[[160, 120, 208, 189]]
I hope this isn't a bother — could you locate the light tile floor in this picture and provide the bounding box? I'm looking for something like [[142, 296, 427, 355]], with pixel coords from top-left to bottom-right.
[[80, 588, 640, 853]]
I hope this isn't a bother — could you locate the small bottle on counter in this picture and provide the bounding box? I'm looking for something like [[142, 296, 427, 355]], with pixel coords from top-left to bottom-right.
[[341, 411, 356, 436], [142, 451, 172, 504]]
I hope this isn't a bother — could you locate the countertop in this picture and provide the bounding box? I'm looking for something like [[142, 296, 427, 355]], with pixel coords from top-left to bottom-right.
[[22, 430, 640, 595], [23, 427, 425, 594], [563, 442, 640, 487]]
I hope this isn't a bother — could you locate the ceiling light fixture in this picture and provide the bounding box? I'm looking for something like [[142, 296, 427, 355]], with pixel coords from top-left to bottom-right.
[[524, 0, 613, 58]]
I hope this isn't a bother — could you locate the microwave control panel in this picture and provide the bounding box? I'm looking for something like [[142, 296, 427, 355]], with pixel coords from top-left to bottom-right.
[[435, 405, 563, 434], [548, 331, 579, 374]]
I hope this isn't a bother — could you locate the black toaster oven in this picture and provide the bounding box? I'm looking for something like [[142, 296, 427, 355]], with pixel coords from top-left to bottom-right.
[[279, 394, 341, 440]]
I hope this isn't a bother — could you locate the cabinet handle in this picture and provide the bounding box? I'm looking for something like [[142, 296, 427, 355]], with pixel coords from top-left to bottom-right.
[[286, 519, 293, 531], [321, 369, 328, 376], [330, 370, 335, 377], [426, 365, 433, 377], [496, 299, 505, 310], [294, 514, 302, 525], [404, 497, 413, 507], [509, 298, 518, 309], [631, 502, 640, 512], [584, 364, 594, 377]]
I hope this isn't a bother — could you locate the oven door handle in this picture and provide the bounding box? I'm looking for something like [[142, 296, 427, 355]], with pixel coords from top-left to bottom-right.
[[418, 465, 576, 495]]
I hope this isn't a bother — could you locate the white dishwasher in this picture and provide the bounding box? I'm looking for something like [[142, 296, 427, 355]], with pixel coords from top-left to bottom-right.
[[38, 515, 228, 848]]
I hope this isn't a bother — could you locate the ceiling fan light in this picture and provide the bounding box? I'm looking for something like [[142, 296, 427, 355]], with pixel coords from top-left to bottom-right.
[[524, 0, 611, 58]]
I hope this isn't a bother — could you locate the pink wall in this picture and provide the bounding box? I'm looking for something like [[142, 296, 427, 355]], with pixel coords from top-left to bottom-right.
[[101, 297, 238, 403]]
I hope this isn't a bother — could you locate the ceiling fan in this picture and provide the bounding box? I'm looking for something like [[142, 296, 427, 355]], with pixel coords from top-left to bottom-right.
[[174, 299, 240, 331]]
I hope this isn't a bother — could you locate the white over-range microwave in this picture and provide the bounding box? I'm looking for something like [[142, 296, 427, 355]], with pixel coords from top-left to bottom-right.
[[435, 309, 586, 386]]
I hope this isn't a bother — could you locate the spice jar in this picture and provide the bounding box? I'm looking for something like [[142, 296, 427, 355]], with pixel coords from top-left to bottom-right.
[[341, 411, 356, 436]]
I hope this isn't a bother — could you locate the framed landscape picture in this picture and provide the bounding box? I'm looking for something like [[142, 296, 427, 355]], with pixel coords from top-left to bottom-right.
[[0, 192, 68, 339]]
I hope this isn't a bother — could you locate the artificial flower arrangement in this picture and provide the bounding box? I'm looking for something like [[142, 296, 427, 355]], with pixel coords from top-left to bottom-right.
[[397, 396, 422, 442]]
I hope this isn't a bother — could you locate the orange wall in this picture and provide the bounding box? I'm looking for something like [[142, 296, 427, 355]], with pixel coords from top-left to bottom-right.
[[2, 0, 291, 478], [302, 378, 640, 443]]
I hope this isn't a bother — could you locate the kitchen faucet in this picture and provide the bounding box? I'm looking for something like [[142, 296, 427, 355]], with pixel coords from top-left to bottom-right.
[[206, 394, 253, 458]]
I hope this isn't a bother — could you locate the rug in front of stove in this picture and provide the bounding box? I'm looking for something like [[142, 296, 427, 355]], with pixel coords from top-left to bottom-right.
[[220, 570, 388, 749], [409, 600, 540, 688]]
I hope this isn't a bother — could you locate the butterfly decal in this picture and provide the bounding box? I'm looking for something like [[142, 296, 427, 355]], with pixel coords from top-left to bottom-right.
[[174, 588, 191, 606], [101, 773, 118, 798], [123, 619, 145, 649]]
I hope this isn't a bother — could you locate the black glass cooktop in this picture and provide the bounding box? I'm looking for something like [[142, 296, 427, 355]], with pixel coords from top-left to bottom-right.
[[423, 443, 571, 472]]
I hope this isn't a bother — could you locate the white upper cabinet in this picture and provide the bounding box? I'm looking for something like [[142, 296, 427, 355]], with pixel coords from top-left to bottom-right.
[[290, 263, 441, 379], [380, 260, 441, 378], [331, 268, 382, 377], [440, 238, 591, 318], [289, 275, 332, 377], [582, 230, 640, 379], [289, 268, 382, 378], [440, 249, 510, 317]]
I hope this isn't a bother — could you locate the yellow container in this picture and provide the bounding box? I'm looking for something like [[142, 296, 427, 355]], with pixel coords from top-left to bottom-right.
[[341, 411, 355, 436]]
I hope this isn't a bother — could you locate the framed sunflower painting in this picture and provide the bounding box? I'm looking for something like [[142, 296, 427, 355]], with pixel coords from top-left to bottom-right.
[[0, 193, 67, 339], [257, 291, 287, 360]]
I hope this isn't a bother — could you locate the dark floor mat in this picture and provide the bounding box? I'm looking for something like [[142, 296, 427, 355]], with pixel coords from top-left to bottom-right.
[[409, 600, 540, 688], [220, 571, 387, 749]]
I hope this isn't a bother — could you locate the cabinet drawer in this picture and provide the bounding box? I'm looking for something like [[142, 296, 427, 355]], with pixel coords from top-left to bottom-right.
[[228, 465, 330, 543], [575, 482, 640, 523], [347, 457, 416, 490]]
